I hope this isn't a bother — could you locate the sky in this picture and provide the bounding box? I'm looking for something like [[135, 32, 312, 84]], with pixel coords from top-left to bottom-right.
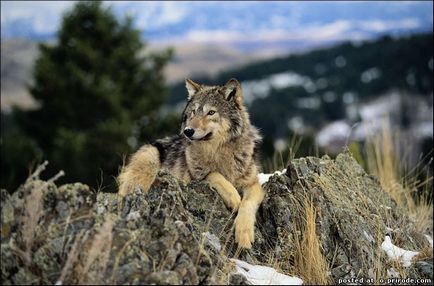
[[1, 1, 433, 50]]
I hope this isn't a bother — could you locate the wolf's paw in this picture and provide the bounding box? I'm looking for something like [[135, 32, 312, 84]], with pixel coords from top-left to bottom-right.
[[226, 192, 241, 212], [118, 182, 134, 197], [234, 212, 255, 249]]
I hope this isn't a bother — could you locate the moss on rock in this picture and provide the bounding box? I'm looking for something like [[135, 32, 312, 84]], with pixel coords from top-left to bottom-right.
[[1, 152, 432, 284]]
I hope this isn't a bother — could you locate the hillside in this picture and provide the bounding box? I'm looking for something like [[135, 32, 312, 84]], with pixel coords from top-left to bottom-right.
[[149, 42, 275, 84], [169, 33, 433, 115], [0, 39, 271, 112], [1, 153, 432, 284], [0, 39, 39, 112], [168, 33, 433, 162]]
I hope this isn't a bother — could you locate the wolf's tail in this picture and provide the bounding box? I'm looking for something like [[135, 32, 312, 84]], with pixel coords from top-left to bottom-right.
[[118, 145, 161, 196]]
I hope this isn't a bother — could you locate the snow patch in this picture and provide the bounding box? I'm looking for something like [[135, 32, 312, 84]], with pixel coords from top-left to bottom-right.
[[352, 92, 401, 140], [360, 67, 381, 83], [288, 116, 304, 133], [323, 91, 337, 103], [269, 72, 306, 89], [415, 122, 433, 138], [425, 235, 433, 248], [381, 236, 419, 267], [335, 55, 347, 68], [258, 169, 286, 185], [359, 93, 401, 121], [231, 259, 303, 285], [296, 97, 321, 109], [241, 72, 313, 103], [202, 232, 221, 252], [387, 267, 400, 278], [363, 230, 375, 244], [316, 121, 351, 147]]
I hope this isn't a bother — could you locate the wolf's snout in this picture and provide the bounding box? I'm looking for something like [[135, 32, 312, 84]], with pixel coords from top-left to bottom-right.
[[184, 128, 195, 138]]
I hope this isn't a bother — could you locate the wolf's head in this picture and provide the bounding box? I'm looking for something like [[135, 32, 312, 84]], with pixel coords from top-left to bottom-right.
[[180, 78, 246, 143]]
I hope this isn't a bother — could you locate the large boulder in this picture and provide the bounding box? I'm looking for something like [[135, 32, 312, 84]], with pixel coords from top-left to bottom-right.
[[1, 152, 432, 284], [255, 153, 432, 282]]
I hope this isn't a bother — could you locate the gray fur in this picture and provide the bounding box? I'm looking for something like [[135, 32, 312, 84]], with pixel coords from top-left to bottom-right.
[[152, 80, 262, 188], [118, 78, 264, 249]]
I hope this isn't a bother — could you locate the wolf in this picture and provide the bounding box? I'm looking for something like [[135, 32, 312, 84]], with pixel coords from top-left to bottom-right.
[[118, 78, 264, 249]]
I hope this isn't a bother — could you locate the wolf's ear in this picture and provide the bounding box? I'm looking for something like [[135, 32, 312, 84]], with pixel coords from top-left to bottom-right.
[[185, 78, 201, 100], [223, 78, 243, 109]]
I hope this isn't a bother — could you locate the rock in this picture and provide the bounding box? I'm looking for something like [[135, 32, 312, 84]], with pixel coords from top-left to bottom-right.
[[414, 261, 433, 278], [1, 171, 231, 285], [1, 152, 432, 284], [253, 152, 432, 283]]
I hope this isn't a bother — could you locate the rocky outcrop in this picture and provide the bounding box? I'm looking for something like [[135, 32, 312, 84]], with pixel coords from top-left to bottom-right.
[[1, 152, 432, 284]]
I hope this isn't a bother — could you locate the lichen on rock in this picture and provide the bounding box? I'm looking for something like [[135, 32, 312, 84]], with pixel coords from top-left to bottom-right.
[[254, 152, 432, 282], [1, 152, 432, 284]]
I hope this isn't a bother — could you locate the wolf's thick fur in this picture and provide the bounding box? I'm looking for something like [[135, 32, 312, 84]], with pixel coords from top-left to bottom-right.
[[118, 78, 264, 249]]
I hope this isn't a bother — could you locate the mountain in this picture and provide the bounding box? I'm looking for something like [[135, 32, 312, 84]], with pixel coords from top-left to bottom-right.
[[1, 1, 433, 52], [0, 39, 39, 111]]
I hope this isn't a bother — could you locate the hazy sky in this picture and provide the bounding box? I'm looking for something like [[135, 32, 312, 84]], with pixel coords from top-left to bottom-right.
[[1, 1, 432, 44]]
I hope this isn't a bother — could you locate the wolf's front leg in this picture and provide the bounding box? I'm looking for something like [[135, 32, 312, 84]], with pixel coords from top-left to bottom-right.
[[206, 172, 241, 211], [235, 181, 264, 249], [118, 145, 161, 196]]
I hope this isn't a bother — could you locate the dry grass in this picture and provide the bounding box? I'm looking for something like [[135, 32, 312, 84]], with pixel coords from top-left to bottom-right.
[[413, 245, 434, 262], [259, 119, 432, 284], [109, 235, 136, 284], [349, 119, 433, 281], [371, 227, 410, 281], [21, 161, 64, 262], [365, 120, 433, 234], [22, 183, 44, 261], [79, 215, 114, 284], [294, 197, 330, 285], [57, 230, 85, 284], [263, 133, 305, 173]]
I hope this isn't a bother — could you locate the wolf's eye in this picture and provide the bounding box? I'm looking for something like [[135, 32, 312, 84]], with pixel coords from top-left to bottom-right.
[[207, 110, 216, 116]]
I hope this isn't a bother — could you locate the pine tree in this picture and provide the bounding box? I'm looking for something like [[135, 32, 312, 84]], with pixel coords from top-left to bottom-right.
[[13, 1, 174, 190]]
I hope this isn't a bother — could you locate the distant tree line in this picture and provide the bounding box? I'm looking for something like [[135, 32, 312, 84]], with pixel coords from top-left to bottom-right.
[[169, 33, 433, 137]]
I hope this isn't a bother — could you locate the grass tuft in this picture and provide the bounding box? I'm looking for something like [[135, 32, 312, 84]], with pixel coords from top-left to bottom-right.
[[294, 197, 330, 285], [80, 215, 114, 284], [365, 120, 433, 234]]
